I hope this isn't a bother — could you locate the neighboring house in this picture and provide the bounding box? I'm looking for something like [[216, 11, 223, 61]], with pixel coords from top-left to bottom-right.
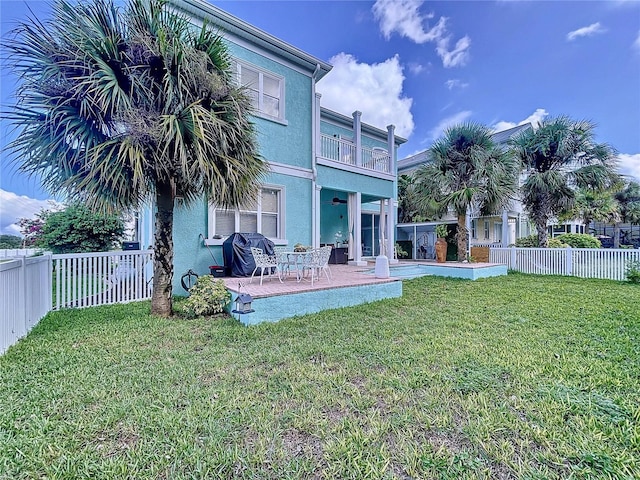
[[137, 0, 406, 293], [396, 123, 583, 259]]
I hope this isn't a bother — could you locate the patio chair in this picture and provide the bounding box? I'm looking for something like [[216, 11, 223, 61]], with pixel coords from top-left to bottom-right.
[[301, 245, 332, 286], [250, 247, 282, 285], [274, 245, 297, 279]]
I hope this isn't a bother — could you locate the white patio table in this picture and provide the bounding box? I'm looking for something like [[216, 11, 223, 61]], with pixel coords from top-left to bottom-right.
[[277, 250, 311, 282]]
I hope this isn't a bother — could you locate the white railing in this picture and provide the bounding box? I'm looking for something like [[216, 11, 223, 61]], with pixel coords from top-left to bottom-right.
[[320, 135, 356, 166], [490, 247, 640, 281], [319, 134, 391, 173], [362, 146, 391, 173], [1, 254, 52, 355], [0, 248, 42, 258], [53, 250, 153, 310]]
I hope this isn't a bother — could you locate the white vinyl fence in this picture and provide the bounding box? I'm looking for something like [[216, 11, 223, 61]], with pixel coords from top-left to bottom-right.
[[1, 254, 52, 355], [0, 248, 42, 258], [53, 250, 154, 310], [491, 247, 640, 281], [1, 249, 153, 355]]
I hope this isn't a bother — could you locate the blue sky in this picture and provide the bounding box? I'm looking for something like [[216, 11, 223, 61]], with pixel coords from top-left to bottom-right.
[[1, 0, 639, 236]]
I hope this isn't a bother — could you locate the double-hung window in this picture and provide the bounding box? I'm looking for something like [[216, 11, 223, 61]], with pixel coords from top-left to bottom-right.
[[483, 220, 490, 240], [471, 219, 477, 239], [210, 187, 283, 240], [232, 60, 285, 121], [494, 222, 503, 243]]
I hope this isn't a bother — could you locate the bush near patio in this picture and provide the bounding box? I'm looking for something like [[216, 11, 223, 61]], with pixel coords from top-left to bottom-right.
[[554, 233, 602, 249], [514, 234, 567, 248], [1, 274, 638, 479]]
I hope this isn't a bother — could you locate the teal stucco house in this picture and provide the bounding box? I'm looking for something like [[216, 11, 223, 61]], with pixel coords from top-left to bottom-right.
[[137, 0, 406, 292]]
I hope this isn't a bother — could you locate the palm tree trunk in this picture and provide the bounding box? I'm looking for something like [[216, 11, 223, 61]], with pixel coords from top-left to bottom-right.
[[456, 213, 468, 261], [536, 218, 549, 247], [613, 222, 621, 249], [151, 181, 174, 317]]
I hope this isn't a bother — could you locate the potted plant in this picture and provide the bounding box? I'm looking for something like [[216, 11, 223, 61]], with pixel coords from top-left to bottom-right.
[[435, 224, 448, 263]]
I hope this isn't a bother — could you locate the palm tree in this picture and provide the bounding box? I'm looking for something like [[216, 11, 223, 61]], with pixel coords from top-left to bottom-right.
[[613, 181, 640, 248], [4, 0, 267, 316], [414, 123, 518, 261], [510, 116, 617, 247]]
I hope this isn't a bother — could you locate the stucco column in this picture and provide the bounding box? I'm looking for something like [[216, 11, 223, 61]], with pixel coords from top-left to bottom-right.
[[502, 209, 509, 246], [313, 185, 322, 248], [353, 111, 362, 167], [386, 125, 396, 174], [388, 198, 398, 264], [349, 192, 366, 266]]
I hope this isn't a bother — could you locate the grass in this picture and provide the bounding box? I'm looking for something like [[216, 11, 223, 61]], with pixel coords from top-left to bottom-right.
[[1, 273, 639, 479]]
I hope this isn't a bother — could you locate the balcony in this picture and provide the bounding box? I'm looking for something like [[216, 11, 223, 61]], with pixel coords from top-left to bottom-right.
[[319, 134, 391, 174]]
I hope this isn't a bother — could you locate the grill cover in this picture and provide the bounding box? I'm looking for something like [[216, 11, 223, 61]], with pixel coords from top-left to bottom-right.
[[222, 233, 275, 277]]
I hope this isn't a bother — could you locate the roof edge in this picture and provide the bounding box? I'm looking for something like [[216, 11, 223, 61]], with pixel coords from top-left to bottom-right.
[[171, 0, 333, 79]]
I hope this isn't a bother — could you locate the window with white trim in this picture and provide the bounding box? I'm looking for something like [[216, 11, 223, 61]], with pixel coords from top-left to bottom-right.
[[494, 222, 503, 243], [483, 220, 490, 240], [471, 219, 477, 239], [210, 187, 283, 239], [232, 60, 285, 121]]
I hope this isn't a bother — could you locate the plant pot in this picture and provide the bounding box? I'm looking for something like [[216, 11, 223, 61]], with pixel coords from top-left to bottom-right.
[[435, 238, 447, 263], [209, 265, 225, 277]]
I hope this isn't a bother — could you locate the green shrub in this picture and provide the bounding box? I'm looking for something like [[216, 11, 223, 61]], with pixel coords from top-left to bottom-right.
[[515, 234, 569, 248], [620, 245, 634, 250], [555, 233, 601, 249], [625, 260, 640, 284], [514, 235, 539, 247], [547, 238, 568, 248], [182, 275, 231, 318]]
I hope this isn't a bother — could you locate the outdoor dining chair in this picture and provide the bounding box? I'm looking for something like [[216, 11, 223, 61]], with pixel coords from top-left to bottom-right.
[[301, 245, 332, 286], [249, 247, 282, 285]]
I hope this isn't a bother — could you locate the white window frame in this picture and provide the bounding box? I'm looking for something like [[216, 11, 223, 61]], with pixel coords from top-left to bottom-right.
[[494, 222, 503, 243], [232, 59, 286, 122], [208, 185, 286, 243], [471, 219, 477, 239], [483, 220, 490, 240]]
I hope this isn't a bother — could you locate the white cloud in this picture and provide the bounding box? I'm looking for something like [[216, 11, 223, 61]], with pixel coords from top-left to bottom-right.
[[372, 0, 470, 68], [567, 22, 606, 41], [436, 34, 471, 68], [617, 153, 640, 182], [0, 189, 60, 236], [492, 108, 549, 132], [317, 53, 415, 138], [427, 110, 473, 141], [444, 79, 469, 90], [408, 62, 426, 75], [634, 30, 640, 51]]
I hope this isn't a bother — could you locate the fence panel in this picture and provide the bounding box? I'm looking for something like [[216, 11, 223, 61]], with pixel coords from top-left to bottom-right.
[[491, 247, 640, 281], [52, 250, 153, 310], [1, 255, 52, 355]]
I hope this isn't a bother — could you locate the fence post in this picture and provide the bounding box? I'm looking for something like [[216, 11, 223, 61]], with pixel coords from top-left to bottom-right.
[[566, 246, 573, 276], [510, 246, 517, 270]]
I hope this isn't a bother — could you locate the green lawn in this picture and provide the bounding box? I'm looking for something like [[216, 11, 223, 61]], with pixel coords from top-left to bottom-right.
[[1, 273, 638, 479]]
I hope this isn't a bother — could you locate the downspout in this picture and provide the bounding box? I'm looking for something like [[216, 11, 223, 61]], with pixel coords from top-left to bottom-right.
[[311, 64, 321, 248]]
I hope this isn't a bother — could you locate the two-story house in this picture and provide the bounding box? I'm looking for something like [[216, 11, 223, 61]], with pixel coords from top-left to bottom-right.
[[137, 0, 406, 293]]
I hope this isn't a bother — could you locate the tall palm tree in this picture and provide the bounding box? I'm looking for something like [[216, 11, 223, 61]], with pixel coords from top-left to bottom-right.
[[4, 0, 267, 316], [510, 116, 617, 247], [414, 123, 518, 261], [613, 181, 640, 248]]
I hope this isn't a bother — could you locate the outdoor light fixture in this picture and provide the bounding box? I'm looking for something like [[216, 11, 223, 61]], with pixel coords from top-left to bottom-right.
[[231, 282, 254, 320]]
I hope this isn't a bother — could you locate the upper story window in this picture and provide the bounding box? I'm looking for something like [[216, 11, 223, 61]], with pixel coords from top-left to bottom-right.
[[209, 186, 283, 240], [232, 60, 285, 121]]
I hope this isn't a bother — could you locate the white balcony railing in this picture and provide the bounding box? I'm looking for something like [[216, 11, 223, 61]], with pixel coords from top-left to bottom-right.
[[320, 134, 391, 174]]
